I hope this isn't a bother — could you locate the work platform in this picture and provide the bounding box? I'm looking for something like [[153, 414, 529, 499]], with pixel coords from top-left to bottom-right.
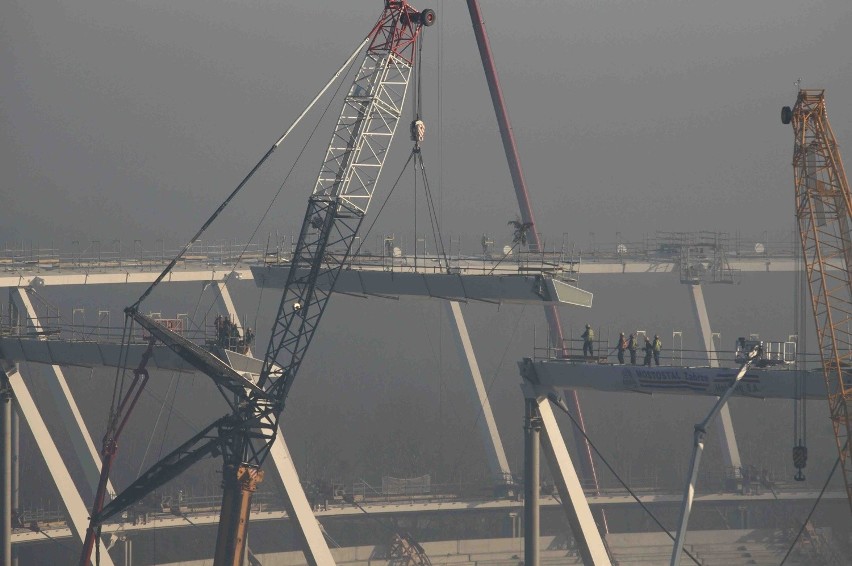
[[519, 358, 843, 400]]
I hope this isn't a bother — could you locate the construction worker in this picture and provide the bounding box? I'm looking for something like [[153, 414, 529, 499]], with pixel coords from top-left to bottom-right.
[[616, 332, 627, 364], [628, 333, 638, 365], [581, 324, 595, 359], [643, 337, 653, 366], [653, 334, 662, 366]]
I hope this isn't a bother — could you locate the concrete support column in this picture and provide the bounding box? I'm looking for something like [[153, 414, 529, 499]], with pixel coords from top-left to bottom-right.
[[10, 287, 114, 500], [688, 284, 742, 471], [0, 376, 11, 566], [1, 363, 114, 566], [123, 537, 132, 566], [523, 398, 540, 566], [10, 405, 17, 566], [445, 301, 513, 489], [267, 433, 336, 565], [535, 392, 611, 566]]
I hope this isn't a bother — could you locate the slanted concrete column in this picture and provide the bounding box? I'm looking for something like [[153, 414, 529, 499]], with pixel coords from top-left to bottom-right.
[[688, 284, 742, 472], [446, 301, 513, 489], [10, 288, 114, 500], [2, 362, 115, 566]]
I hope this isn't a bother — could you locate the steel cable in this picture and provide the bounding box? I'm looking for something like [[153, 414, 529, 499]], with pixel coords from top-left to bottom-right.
[[548, 395, 702, 566]]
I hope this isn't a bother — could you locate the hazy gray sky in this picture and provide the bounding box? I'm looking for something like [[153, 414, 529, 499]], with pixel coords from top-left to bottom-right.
[[6, 3, 852, 551], [3, 0, 852, 252]]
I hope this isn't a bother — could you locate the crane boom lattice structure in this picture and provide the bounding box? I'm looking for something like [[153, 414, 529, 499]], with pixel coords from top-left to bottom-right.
[[79, 3, 434, 565], [785, 89, 852, 514], [259, 3, 426, 398]]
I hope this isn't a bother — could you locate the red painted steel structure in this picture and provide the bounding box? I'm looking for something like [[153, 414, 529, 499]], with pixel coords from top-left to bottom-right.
[[79, 339, 156, 566], [464, 0, 605, 524], [368, 1, 434, 65]]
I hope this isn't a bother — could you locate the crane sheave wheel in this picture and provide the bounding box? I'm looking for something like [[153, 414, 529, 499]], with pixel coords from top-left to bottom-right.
[[420, 9, 436, 26], [781, 106, 792, 125]]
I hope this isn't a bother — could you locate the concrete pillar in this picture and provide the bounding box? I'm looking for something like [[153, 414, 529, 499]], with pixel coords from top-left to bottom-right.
[[2, 363, 114, 566], [267, 432, 336, 565], [446, 301, 513, 489], [535, 391, 611, 566], [524, 398, 540, 566], [0, 376, 11, 566], [688, 284, 742, 471], [10, 288, 114, 500], [10, 405, 17, 566]]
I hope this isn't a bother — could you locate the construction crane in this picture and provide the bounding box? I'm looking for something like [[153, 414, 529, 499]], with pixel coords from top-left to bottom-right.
[[78, 3, 435, 565], [782, 89, 852, 515]]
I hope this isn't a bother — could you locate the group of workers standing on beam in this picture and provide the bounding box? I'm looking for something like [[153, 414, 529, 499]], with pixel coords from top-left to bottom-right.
[[581, 324, 662, 366]]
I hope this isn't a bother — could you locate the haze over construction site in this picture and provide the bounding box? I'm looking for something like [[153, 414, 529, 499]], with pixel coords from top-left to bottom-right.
[[1, 1, 852, 565]]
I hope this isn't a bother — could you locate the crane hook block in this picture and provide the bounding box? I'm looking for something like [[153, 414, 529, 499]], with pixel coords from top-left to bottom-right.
[[781, 106, 792, 125], [411, 119, 425, 143], [792, 444, 807, 481]]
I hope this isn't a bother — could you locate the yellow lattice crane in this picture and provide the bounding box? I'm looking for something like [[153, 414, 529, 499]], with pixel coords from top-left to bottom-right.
[[782, 89, 852, 514]]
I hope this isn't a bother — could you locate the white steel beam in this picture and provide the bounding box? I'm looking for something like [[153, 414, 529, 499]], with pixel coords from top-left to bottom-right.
[[3, 363, 115, 566], [267, 432, 336, 566], [11, 287, 115, 500], [445, 301, 513, 487], [688, 284, 741, 471], [522, 383, 610, 566]]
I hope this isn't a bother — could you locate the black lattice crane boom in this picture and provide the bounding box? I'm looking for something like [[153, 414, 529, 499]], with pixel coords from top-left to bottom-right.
[[783, 89, 852, 515]]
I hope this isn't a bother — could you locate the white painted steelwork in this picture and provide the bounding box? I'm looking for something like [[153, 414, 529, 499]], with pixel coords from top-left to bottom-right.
[[521, 383, 611, 566], [671, 349, 758, 566], [252, 266, 592, 307], [446, 302, 513, 487], [688, 284, 742, 472], [2, 364, 115, 566], [10, 289, 115, 500], [525, 359, 834, 400]]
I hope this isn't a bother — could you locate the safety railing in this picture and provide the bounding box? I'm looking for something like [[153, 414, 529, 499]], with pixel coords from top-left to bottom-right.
[[0, 231, 801, 276], [531, 330, 817, 369]]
